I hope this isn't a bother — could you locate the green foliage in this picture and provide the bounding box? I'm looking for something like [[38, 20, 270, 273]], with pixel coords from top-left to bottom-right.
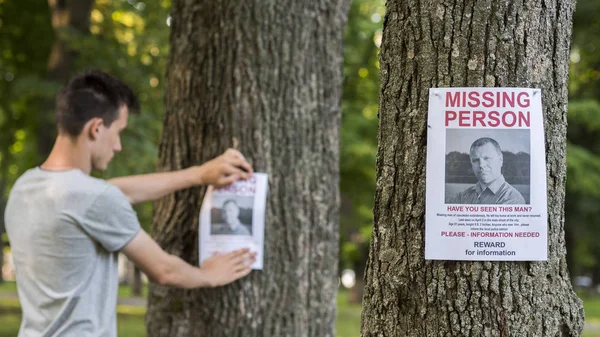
[[82, 0, 171, 230], [0, 0, 53, 199], [567, 143, 600, 197], [0, 0, 170, 230], [565, 0, 600, 279], [339, 0, 384, 270], [570, 0, 600, 99]]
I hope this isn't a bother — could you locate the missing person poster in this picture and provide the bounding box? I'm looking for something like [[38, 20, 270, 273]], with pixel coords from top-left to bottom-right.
[[425, 88, 548, 261], [199, 173, 268, 269]]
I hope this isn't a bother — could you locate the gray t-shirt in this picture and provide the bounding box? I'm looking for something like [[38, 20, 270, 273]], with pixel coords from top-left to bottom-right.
[[4, 167, 141, 337]]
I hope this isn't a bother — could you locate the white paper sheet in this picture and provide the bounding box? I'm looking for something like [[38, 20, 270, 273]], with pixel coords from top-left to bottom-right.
[[199, 173, 268, 269], [425, 88, 548, 261]]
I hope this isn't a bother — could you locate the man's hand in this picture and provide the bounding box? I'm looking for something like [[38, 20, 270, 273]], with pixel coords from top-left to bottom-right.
[[194, 149, 254, 187], [109, 149, 252, 205], [201, 249, 256, 287], [123, 230, 255, 289]]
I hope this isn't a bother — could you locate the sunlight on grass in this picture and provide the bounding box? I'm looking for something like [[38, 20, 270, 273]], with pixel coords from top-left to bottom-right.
[[117, 304, 146, 316]]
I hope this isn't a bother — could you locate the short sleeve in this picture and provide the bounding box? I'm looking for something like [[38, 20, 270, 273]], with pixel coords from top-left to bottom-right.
[[82, 184, 141, 252]]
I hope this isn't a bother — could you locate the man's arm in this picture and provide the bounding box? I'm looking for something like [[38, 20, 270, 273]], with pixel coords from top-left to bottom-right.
[[122, 230, 255, 288], [109, 149, 253, 204]]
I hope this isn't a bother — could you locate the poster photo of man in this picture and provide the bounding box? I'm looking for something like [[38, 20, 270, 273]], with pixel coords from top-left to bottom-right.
[[445, 129, 530, 205], [210, 196, 254, 236]]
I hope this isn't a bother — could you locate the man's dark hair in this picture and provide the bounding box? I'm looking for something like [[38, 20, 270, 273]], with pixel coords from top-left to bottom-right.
[[55, 69, 140, 137], [470, 137, 503, 158], [222, 199, 238, 209]]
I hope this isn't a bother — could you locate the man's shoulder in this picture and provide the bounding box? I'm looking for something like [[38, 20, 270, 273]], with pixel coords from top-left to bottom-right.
[[498, 182, 526, 204], [12, 168, 124, 206], [211, 223, 230, 235], [448, 184, 478, 204], [59, 172, 118, 204], [456, 184, 478, 198], [462, 185, 478, 193], [19, 167, 107, 187], [499, 181, 519, 194], [234, 225, 251, 235]]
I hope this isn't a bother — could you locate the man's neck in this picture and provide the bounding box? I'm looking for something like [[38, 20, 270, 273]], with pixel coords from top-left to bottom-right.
[[478, 175, 504, 192], [228, 219, 243, 230], [479, 181, 492, 189], [41, 135, 92, 174]]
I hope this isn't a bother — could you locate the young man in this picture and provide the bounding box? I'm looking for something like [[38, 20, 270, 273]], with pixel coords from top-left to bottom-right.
[[4, 69, 255, 337]]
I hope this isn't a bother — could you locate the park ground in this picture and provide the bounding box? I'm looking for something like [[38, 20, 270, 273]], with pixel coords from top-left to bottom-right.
[[0, 281, 361, 337], [1, 281, 599, 336]]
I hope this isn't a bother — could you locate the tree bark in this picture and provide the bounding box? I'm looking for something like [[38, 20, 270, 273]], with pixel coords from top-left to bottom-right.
[[361, 0, 584, 336], [146, 1, 350, 336], [40, 0, 95, 157]]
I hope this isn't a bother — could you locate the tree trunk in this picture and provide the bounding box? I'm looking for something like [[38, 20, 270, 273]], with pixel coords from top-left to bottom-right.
[[0, 205, 4, 284], [0, 155, 9, 284], [127, 260, 143, 296], [146, 1, 350, 336], [349, 263, 365, 304], [361, 0, 584, 336], [40, 0, 95, 157]]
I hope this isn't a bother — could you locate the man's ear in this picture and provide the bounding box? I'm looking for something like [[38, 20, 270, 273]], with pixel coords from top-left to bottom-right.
[[86, 118, 104, 140]]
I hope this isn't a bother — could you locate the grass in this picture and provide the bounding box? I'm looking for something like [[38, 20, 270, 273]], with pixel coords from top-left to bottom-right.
[[584, 296, 600, 321], [337, 290, 362, 337], [117, 283, 148, 298], [0, 281, 362, 337], [0, 281, 16, 292], [116, 313, 146, 336], [584, 296, 600, 337], [5, 281, 600, 336], [0, 280, 148, 298], [0, 312, 21, 337]]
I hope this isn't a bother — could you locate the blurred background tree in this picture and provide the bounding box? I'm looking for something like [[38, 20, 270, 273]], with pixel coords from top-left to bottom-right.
[[565, 0, 600, 285], [339, 0, 383, 302]]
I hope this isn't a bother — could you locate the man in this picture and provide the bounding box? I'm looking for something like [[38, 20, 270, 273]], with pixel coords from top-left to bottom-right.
[[449, 137, 526, 204], [212, 199, 252, 236], [4, 69, 256, 337]]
